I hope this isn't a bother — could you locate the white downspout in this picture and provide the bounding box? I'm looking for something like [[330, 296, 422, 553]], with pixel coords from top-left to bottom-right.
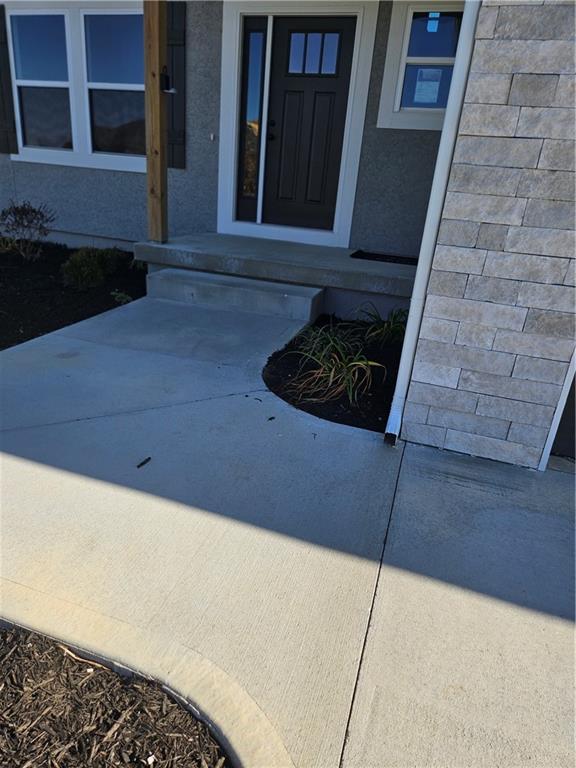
[[538, 353, 575, 471], [385, 0, 481, 442]]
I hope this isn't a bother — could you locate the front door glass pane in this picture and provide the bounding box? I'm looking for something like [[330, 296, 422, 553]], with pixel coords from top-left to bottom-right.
[[11, 15, 68, 81], [304, 32, 322, 73], [241, 30, 265, 197], [321, 33, 339, 74], [289, 32, 340, 76], [237, 17, 267, 221], [288, 32, 305, 73]]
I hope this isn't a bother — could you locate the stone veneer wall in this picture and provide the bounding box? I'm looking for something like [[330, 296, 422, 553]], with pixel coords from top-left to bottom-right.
[[402, 0, 575, 469]]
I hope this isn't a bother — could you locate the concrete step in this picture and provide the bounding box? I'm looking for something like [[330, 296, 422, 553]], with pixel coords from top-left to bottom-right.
[[146, 268, 324, 321]]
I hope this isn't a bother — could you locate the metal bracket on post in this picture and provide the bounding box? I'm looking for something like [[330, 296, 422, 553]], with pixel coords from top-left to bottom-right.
[[160, 66, 177, 95]]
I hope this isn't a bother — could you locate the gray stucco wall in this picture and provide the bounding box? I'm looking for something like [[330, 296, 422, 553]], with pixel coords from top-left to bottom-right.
[[0, 1, 221, 244], [0, 1, 435, 253], [0, 159, 146, 242], [349, 1, 440, 257], [169, 0, 221, 237]]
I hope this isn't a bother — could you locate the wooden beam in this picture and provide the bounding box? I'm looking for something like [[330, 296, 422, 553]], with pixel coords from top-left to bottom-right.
[[144, 0, 168, 242]]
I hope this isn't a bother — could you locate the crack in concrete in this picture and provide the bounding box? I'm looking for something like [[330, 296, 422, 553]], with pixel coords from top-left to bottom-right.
[[0, 388, 271, 435]]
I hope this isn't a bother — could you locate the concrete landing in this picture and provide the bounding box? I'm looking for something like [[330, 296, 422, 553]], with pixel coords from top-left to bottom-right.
[[135, 233, 416, 298]]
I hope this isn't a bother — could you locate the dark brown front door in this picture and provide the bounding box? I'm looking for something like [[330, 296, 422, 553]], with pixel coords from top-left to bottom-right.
[[263, 16, 356, 230]]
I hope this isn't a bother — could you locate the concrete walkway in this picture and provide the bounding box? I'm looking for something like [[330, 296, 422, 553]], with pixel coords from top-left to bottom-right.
[[1, 298, 574, 767], [342, 443, 574, 768]]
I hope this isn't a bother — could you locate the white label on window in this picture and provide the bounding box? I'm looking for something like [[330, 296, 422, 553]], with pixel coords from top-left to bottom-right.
[[414, 68, 441, 104]]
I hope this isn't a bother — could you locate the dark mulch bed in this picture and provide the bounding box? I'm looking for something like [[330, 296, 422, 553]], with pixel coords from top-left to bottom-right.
[[262, 314, 403, 433], [0, 626, 229, 768], [0, 243, 146, 351]]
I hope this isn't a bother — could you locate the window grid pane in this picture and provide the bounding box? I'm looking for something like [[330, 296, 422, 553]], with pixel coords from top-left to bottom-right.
[[85, 14, 144, 85], [89, 89, 145, 155], [401, 64, 454, 109], [19, 86, 72, 148], [407, 11, 462, 58], [11, 15, 68, 82]]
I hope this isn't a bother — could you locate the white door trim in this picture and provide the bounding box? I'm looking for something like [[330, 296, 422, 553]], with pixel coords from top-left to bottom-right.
[[217, 0, 378, 247]]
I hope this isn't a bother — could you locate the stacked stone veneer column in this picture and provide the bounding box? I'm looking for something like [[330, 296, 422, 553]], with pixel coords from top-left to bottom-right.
[[402, 0, 575, 469]]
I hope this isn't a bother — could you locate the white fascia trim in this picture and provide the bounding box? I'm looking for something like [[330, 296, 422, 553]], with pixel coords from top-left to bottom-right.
[[217, 1, 378, 248], [377, 1, 464, 132], [385, 0, 480, 442]]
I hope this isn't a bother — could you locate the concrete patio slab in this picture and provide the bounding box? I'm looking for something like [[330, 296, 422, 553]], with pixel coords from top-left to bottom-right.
[[0, 333, 256, 431], [0, 298, 403, 768], [342, 443, 574, 768], [1, 299, 573, 768], [0, 299, 300, 431], [55, 297, 300, 367]]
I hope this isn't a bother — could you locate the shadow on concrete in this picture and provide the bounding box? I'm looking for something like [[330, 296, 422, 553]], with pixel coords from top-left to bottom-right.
[[1, 301, 574, 621]]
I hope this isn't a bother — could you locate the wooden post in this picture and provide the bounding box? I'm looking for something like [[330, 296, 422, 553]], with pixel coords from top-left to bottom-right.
[[144, 0, 168, 242]]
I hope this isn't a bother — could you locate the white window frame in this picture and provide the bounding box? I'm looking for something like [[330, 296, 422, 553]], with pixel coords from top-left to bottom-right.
[[377, 1, 464, 131], [5, 2, 145, 173], [80, 8, 145, 158]]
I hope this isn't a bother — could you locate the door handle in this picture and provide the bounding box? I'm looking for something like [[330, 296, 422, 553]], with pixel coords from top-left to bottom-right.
[[267, 132, 275, 141]]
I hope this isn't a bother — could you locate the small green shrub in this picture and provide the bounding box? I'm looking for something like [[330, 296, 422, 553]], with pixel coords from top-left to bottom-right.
[[99, 248, 125, 276], [0, 200, 55, 261], [61, 249, 106, 289], [110, 289, 133, 305], [287, 321, 385, 405], [61, 247, 125, 290], [361, 305, 408, 345]]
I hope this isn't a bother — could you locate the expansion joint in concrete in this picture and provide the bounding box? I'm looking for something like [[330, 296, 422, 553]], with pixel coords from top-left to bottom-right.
[[337, 440, 407, 768]]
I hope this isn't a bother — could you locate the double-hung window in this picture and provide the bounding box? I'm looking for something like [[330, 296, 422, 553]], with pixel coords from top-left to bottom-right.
[[377, 2, 463, 131], [6, 3, 145, 172], [84, 12, 145, 156], [10, 13, 72, 149]]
